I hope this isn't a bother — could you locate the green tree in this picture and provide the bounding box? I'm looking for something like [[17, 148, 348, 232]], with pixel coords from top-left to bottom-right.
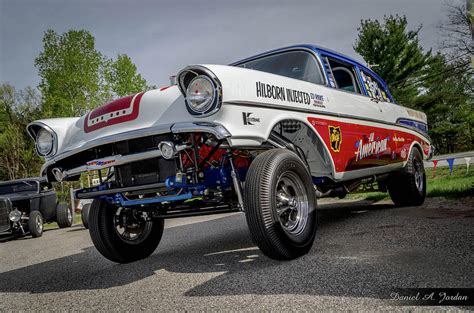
[[414, 54, 473, 153], [353, 15, 431, 105], [0, 84, 42, 180], [35, 29, 152, 117], [105, 54, 149, 97], [35, 29, 106, 117]]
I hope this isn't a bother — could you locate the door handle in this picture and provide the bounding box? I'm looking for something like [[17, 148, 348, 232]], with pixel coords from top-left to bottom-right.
[[370, 98, 380, 103]]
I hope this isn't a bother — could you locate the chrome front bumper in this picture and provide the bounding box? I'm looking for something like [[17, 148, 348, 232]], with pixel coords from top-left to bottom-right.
[[44, 122, 231, 181]]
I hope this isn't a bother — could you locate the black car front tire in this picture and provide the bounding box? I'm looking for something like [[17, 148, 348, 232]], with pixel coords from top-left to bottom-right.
[[28, 211, 44, 238], [244, 149, 317, 260], [88, 199, 164, 263]]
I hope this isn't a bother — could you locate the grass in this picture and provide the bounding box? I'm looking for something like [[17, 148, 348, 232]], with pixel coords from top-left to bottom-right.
[[348, 165, 473, 202]]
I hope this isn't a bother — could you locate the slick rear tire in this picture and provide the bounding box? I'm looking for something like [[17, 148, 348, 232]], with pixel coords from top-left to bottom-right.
[[81, 203, 91, 229], [244, 149, 317, 260], [56, 203, 73, 228], [88, 199, 164, 263], [388, 148, 426, 207], [28, 211, 44, 238]]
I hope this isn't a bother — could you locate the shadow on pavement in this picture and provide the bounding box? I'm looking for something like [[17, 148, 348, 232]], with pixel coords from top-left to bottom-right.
[[0, 199, 471, 301]]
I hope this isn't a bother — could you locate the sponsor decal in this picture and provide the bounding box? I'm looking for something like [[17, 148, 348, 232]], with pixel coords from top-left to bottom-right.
[[392, 135, 405, 142], [354, 133, 390, 161], [400, 148, 408, 159], [328, 125, 342, 152], [308, 117, 430, 172], [84, 92, 144, 133], [255, 81, 315, 105], [242, 112, 260, 125], [310, 93, 326, 108], [86, 158, 116, 170]]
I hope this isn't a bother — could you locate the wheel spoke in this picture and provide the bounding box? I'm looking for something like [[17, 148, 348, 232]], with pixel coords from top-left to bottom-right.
[[277, 205, 291, 217]]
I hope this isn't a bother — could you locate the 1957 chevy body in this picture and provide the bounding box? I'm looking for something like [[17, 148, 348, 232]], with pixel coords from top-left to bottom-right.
[[28, 44, 432, 263]]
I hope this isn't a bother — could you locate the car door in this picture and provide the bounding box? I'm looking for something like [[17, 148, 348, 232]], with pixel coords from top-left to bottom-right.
[[39, 182, 57, 221], [318, 55, 392, 172]]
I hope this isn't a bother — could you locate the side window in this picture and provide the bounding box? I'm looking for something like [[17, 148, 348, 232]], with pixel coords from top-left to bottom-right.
[[324, 57, 362, 94], [360, 70, 393, 103], [237, 51, 324, 85]]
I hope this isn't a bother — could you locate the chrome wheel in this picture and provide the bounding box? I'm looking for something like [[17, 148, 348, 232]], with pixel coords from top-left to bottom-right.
[[275, 171, 309, 236], [114, 207, 153, 245], [36, 214, 43, 233], [414, 158, 424, 192], [67, 207, 72, 223]]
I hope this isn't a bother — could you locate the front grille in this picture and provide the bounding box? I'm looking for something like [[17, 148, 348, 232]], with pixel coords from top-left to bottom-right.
[[51, 133, 175, 184], [0, 198, 11, 233]]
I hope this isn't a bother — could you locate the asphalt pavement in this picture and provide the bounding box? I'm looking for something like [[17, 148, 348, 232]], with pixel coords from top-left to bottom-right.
[[0, 197, 473, 311]]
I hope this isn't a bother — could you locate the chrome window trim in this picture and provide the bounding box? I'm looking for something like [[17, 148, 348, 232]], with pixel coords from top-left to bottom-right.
[[233, 47, 328, 87]]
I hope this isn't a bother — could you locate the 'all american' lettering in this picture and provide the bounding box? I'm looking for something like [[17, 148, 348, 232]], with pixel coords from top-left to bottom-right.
[[355, 133, 389, 161]]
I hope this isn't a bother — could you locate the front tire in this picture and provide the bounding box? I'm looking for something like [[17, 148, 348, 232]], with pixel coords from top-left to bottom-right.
[[244, 149, 317, 260], [28, 211, 44, 238], [388, 148, 426, 206], [89, 199, 164, 263]]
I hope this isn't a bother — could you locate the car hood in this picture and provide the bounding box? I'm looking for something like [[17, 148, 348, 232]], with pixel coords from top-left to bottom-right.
[[28, 85, 192, 160], [0, 192, 38, 201]]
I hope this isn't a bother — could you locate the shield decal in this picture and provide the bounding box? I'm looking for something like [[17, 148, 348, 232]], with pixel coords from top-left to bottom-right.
[[328, 125, 342, 152]]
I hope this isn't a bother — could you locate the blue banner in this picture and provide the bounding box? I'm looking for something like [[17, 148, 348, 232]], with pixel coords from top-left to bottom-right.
[[447, 158, 455, 175]]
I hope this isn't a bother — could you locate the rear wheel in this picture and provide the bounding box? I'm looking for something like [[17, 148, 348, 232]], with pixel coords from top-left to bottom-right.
[[244, 149, 317, 260], [89, 199, 164, 263], [388, 148, 426, 206], [56, 203, 73, 228], [28, 211, 43, 238]]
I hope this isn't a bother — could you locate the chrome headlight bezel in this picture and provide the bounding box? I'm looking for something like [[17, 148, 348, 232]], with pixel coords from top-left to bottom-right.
[[177, 66, 222, 117], [27, 123, 58, 157], [9, 209, 21, 223]]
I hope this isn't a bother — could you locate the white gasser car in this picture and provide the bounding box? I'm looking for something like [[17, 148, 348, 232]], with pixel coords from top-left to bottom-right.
[[28, 45, 433, 263]]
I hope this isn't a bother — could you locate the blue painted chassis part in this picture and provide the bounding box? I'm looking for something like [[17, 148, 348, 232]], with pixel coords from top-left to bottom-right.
[[81, 164, 248, 207]]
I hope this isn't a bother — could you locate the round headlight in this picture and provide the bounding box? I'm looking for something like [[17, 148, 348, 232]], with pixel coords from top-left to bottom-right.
[[36, 128, 54, 156], [185, 75, 216, 115], [9, 209, 21, 223]]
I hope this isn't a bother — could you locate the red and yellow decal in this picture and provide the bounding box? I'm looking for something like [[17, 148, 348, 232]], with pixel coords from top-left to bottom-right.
[[308, 117, 427, 172]]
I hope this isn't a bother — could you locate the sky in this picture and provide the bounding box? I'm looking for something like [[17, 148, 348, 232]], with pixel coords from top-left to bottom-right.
[[0, 0, 451, 90]]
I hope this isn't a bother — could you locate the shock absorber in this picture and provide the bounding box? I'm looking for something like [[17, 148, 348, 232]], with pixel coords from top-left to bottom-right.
[[227, 150, 245, 211]]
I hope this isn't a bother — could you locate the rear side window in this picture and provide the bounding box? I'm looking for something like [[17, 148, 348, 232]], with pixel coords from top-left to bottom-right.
[[324, 57, 362, 94], [237, 51, 324, 85], [360, 70, 393, 103]]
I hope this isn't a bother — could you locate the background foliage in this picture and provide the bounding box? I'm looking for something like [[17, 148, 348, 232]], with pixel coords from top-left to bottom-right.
[[0, 3, 472, 181]]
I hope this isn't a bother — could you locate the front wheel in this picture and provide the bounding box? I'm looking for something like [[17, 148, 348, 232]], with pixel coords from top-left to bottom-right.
[[88, 199, 164, 263], [388, 148, 426, 207], [244, 149, 317, 260], [28, 211, 44, 238]]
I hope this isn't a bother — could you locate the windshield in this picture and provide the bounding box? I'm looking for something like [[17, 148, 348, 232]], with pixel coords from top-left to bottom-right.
[[237, 51, 324, 85], [0, 181, 38, 195]]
